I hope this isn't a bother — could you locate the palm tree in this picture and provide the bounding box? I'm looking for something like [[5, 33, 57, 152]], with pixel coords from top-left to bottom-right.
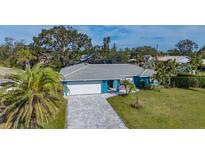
[[16, 49, 35, 70], [102, 36, 111, 58], [121, 80, 136, 95], [189, 53, 202, 74], [0, 64, 64, 128], [154, 60, 178, 87]]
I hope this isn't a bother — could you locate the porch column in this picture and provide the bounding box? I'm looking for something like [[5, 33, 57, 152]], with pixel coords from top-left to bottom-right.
[[113, 80, 120, 94], [101, 80, 108, 93], [62, 81, 68, 96]]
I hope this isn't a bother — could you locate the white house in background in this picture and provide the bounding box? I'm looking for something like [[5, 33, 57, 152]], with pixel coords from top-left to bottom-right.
[[202, 59, 205, 65], [60, 63, 155, 96], [0, 67, 12, 85], [157, 56, 190, 64]]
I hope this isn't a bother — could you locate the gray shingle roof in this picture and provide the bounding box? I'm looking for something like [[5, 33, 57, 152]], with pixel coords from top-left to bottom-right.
[[60, 63, 155, 81], [140, 69, 155, 77]]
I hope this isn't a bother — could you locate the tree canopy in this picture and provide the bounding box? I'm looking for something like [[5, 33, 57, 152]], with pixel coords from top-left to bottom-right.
[[176, 39, 198, 55], [0, 26, 205, 71], [30, 26, 92, 67]]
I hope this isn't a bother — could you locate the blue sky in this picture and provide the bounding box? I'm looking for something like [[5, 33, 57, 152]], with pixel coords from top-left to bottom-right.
[[0, 25, 205, 51]]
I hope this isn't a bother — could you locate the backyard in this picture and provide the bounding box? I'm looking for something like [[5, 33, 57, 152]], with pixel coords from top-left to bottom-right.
[[108, 88, 205, 128]]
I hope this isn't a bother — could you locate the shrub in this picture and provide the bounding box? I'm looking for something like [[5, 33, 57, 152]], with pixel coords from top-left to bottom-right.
[[139, 80, 145, 89], [121, 80, 136, 95], [171, 76, 205, 88], [198, 77, 205, 88]]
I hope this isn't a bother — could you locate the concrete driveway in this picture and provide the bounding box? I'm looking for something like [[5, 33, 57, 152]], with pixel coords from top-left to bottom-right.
[[67, 94, 127, 129]]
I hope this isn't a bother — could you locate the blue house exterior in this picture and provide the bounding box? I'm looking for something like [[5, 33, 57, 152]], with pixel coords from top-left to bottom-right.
[[60, 63, 156, 96], [101, 80, 121, 94], [101, 80, 108, 93], [134, 76, 159, 88], [62, 81, 68, 96]]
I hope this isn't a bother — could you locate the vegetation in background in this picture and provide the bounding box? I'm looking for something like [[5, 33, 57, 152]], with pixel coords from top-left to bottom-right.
[[171, 75, 205, 88], [154, 60, 178, 87], [176, 39, 198, 56], [189, 53, 202, 74], [1, 26, 205, 71], [16, 49, 35, 70], [30, 26, 92, 69]]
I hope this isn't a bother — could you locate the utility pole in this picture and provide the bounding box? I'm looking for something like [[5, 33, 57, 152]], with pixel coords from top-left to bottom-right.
[[156, 44, 159, 61]]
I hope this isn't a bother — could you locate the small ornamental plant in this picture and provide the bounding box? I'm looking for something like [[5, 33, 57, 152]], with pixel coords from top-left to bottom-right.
[[130, 94, 143, 109]]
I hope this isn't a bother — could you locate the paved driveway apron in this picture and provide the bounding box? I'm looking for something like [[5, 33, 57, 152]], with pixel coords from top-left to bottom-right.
[[67, 95, 127, 129]]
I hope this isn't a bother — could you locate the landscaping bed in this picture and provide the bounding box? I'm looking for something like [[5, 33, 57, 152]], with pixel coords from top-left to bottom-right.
[[107, 88, 205, 128]]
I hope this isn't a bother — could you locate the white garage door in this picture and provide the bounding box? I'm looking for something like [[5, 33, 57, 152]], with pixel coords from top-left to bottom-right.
[[67, 81, 101, 95]]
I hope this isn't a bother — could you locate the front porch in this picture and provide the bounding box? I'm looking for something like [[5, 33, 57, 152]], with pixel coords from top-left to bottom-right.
[[101, 80, 120, 94]]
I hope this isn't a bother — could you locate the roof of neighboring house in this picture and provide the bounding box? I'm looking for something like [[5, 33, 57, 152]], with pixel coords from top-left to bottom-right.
[[157, 56, 190, 64], [60, 63, 155, 81], [0, 67, 12, 75], [0, 67, 13, 84], [202, 59, 205, 65]]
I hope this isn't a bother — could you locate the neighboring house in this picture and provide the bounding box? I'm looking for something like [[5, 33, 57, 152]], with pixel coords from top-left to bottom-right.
[[80, 54, 93, 62], [157, 56, 190, 64], [202, 59, 205, 65], [0, 67, 15, 94], [0, 67, 12, 85], [143, 55, 154, 62], [60, 63, 155, 96]]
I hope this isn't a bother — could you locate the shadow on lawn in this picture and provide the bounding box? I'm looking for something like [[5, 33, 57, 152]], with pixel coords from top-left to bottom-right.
[[181, 88, 205, 94]]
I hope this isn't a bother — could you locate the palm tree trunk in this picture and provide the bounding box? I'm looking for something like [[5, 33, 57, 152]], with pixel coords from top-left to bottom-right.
[[29, 111, 37, 129], [25, 60, 30, 71]]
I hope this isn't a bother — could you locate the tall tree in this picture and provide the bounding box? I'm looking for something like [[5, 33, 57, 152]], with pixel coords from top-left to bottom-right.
[[30, 26, 92, 67], [189, 53, 202, 74], [0, 64, 64, 128], [111, 43, 117, 53], [0, 38, 27, 67], [154, 60, 178, 87], [16, 49, 35, 70], [198, 46, 205, 58], [167, 49, 181, 56], [176, 39, 198, 55], [102, 36, 111, 58], [109, 43, 117, 60]]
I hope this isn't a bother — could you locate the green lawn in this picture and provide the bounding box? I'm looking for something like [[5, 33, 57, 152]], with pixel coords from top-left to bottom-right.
[[199, 71, 205, 76], [108, 88, 205, 128], [43, 100, 67, 129]]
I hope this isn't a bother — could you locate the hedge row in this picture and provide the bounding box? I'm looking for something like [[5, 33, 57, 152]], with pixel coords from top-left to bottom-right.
[[171, 77, 205, 88]]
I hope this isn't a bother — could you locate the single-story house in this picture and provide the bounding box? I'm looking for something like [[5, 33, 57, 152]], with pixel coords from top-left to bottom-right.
[[60, 63, 155, 96], [157, 56, 190, 64]]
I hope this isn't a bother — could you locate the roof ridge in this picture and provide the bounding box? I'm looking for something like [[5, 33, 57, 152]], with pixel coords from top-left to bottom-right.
[[139, 69, 147, 77], [89, 63, 131, 65], [64, 64, 88, 77]]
